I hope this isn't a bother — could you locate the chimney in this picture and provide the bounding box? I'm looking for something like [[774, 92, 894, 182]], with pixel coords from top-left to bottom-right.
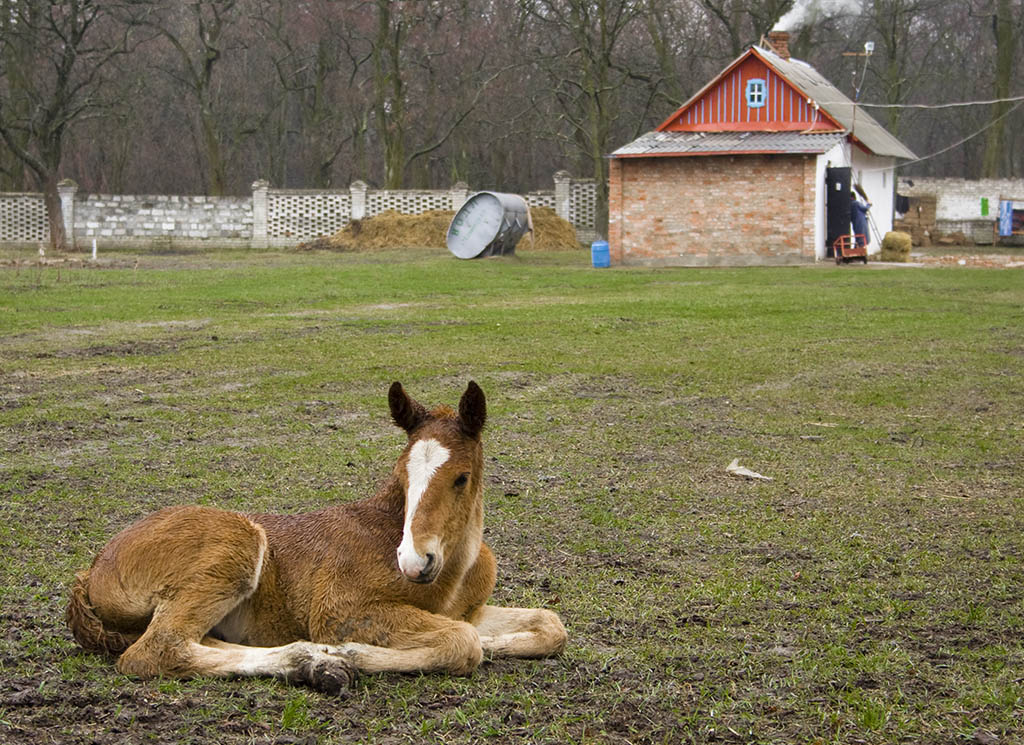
[[767, 31, 791, 60]]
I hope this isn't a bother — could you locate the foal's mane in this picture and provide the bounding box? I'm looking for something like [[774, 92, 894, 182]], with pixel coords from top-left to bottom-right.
[[428, 405, 457, 421]]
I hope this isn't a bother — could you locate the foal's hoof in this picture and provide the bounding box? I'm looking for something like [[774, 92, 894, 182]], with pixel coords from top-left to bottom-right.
[[300, 656, 357, 696]]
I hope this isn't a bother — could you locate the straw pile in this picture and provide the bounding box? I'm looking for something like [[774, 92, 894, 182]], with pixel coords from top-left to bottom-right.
[[297, 206, 581, 252], [880, 231, 913, 262], [523, 207, 583, 251]]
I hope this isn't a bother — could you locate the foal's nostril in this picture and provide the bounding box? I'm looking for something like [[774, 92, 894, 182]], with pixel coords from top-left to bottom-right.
[[423, 553, 436, 574]]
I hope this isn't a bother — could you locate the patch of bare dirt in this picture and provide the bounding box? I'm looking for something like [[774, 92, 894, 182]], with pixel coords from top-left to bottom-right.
[[909, 253, 1024, 268]]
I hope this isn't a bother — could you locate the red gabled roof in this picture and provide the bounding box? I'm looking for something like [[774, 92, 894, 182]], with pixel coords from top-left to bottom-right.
[[657, 47, 843, 134]]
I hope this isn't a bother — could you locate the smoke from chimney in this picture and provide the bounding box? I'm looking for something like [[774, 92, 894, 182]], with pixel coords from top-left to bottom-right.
[[775, 0, 863, 33]]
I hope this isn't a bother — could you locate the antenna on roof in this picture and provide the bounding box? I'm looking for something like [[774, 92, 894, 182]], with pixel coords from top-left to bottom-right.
[[842, 40, 874, 102], [841, 41, 874, 140]]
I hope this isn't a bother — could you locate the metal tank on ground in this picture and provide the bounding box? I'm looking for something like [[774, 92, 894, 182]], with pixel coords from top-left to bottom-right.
[[446, 192, 531, 259]]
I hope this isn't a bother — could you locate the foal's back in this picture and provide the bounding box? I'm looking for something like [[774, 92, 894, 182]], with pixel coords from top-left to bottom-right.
[[240, 493, 410, 642]]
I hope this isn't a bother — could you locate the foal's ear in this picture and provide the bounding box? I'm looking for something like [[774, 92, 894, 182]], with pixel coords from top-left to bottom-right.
[[389, 381, 428, 434], [458, 380, 486, 439]]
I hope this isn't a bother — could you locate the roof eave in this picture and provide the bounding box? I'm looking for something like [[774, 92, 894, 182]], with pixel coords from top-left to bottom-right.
[[847, 131, 918, 161], [613, 149, 831, 158]]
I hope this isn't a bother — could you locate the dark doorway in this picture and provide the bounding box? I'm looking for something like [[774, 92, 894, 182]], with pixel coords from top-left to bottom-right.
[[825, 167, 851, 258]]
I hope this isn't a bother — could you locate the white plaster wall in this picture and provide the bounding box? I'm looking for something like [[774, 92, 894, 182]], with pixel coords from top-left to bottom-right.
[[898, 177, 1024, 221], [850, 150, 896, 254], [812, 144, 897, 257]]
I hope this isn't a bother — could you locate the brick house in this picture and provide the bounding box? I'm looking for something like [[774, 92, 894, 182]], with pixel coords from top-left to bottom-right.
[[608, 32, 916, 265]]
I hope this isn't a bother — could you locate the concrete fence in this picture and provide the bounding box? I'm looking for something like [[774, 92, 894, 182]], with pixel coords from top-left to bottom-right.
[[0, 172, 598, 250]]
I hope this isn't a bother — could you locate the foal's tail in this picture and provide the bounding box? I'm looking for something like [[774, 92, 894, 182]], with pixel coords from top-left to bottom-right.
[[66, 570, 137, 656]]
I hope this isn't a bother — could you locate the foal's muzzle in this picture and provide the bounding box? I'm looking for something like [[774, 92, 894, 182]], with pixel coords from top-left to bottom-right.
[[407, 552, 438, 584]]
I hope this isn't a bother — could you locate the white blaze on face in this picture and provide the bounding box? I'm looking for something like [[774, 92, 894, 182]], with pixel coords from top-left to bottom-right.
[[397, 437, 450, 578]]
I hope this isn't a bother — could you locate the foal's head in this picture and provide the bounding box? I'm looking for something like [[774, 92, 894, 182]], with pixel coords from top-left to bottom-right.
[[389, 381, 486, 584]]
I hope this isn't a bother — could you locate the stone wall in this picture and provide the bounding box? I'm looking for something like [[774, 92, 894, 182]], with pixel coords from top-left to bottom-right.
[[74, 193, 253, 248], [609, 154, 817, 266], [893, 195, 937, 246]]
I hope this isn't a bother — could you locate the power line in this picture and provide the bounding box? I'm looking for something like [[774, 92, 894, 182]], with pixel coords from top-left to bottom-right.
[[823, 94, 1024, 110], [862, 98, 1024, 172]]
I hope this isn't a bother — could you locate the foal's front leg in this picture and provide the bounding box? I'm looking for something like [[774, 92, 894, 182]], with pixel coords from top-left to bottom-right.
[[469, 605, 567, 659], [313, 606, 485, 676], [194, 637, 357, 695]]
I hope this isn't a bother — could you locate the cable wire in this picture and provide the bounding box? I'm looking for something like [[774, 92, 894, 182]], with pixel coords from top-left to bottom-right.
[[822, 94, 1024, 109], [862, 98, 1024, 172]]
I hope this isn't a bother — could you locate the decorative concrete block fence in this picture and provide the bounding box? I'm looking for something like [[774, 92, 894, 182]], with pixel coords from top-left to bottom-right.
[[0, 172, 597, 249], [0, 193, 49, 243]]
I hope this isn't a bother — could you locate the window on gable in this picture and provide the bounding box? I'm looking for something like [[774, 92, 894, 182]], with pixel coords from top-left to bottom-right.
[[745, 79, 767, 109]]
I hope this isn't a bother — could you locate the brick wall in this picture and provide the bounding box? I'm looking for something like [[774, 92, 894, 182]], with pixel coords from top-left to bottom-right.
[[609, 154, 817, 266]]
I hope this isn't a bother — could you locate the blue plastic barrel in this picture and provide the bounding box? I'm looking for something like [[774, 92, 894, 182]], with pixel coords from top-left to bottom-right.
[[591, 240, 610, 268]]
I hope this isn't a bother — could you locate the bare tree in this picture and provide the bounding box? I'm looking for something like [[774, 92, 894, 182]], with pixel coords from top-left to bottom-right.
[[519, 0, 653, 235], [2, 0, 1019, 201], [364, 0, 513, 188], [698, 0, 792, 57], [251, 0, 364, 187], [859, 0, 948, 138], [142, 0, 250, 195], [981, 0, 1018, 177], [0, 0, 141, 248]]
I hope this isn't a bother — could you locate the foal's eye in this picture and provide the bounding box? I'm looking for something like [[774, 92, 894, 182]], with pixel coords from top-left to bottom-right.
[[453, 473, 469, 488]]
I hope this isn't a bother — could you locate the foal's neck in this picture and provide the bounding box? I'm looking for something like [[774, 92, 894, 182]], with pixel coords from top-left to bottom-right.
[[362, 474, 405, 516]]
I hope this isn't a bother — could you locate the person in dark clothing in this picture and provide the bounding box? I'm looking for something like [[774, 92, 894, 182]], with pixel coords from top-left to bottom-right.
[[850, 192, 871, 248]]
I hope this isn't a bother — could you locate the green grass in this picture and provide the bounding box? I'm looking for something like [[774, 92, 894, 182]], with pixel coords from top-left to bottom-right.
[[1, 246, 1022, 744]]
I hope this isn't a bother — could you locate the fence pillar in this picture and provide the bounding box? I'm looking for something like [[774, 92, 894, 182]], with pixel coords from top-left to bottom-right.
[[252, 179, 269, 248], [350, 180, 368, 220], [57, 179, 77, 249], [553, 170, 571, 224], [449, 181, 470, 212]]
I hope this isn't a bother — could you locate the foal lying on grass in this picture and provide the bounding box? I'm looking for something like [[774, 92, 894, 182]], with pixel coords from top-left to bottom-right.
[[67, 381, 567, 693]]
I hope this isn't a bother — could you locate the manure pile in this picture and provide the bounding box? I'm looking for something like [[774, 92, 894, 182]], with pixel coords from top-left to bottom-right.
[[298, 206, 581, 252]]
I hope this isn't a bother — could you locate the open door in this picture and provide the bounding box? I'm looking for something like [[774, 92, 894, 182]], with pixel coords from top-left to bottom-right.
[[825, 167, 851, 258]]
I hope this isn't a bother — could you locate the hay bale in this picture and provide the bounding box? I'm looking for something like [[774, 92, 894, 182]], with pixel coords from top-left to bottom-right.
[[880, 231, 912, 262], [297, 205, 582, 253]]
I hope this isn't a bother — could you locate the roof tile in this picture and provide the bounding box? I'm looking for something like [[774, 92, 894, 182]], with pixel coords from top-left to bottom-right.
[[611, 130, 846, 157]]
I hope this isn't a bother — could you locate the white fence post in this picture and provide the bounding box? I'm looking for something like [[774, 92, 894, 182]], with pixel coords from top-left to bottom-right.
[[252, 179, 269, 248], [450, 181, 470, 212], [350, 180, 368, 220], [58, 179, 77, 249], [553, 170, 571, 224]]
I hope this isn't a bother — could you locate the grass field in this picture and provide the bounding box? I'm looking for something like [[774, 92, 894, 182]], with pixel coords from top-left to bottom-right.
[[1, 247, 1022, 744]]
